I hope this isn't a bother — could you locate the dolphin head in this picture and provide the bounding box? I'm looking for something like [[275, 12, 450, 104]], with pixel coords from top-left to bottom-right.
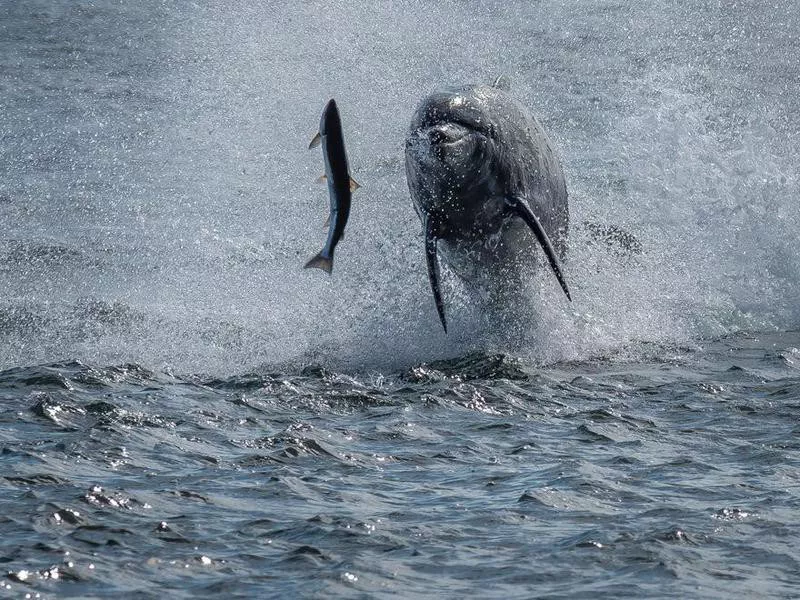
[[405, 92, 503, 232]]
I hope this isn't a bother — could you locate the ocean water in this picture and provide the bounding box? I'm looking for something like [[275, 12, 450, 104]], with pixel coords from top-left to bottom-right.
[[1, 1, 799, 598]]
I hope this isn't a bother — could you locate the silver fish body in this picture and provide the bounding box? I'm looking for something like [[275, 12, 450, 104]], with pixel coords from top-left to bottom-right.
[[305, 99, 355, 274]]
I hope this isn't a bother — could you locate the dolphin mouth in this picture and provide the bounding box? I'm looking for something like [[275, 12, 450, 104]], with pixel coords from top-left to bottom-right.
[[409, 122, 480, 165], [406, 122, 480, 155], [428, 123, 470, 146], [427, 123, 471, 146]]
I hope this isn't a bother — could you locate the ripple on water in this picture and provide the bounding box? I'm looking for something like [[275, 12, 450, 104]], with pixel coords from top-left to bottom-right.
[[0, 334, 800, 597]]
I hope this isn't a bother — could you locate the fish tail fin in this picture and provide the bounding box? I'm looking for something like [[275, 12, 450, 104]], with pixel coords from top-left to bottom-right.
[[303, 252, 333, 274]]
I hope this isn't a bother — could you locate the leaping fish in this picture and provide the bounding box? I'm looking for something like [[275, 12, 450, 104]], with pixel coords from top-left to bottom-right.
[[304, 98, 360, 274]]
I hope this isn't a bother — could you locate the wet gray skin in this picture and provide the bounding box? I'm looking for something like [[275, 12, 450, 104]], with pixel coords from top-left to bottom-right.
[[405, 81, 571, 332]]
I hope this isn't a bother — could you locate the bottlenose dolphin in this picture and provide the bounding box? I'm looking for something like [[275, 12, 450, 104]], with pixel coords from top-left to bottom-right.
[[305, 98, 359, 274], [405, 79, 571, 332]]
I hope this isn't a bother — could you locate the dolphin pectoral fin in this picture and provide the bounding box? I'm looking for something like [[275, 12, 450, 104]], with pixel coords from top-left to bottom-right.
[[425, 218, 448, 333], [308, 132, 322, 150], [492, 74, 512, 91], [506, 197, 572, 302]]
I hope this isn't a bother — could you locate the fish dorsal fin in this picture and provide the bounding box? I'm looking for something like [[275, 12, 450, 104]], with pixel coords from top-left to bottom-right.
[[308, 131, 322, 149], [492, 75, 512, 91]]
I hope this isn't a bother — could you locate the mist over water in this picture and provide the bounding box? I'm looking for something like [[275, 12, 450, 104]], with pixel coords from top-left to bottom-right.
[[1, 1, 797, 374]]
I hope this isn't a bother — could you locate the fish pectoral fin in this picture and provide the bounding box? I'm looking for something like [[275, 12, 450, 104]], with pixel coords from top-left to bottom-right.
[[322, 214, 342, 239], [506, 197, 572, 302], [492, 74, 512, 91], [425, 218, 448, 333], [308, 131, 322, 150], [317, 175, 358, 193]]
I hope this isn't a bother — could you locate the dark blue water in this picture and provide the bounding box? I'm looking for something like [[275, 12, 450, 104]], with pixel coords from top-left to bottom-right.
[[2, 337, 800, 598], [1, 1, 799, 597]]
